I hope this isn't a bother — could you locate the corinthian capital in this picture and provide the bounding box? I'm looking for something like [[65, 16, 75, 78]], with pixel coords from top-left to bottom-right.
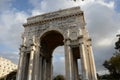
[[30, 36, 36, 46]]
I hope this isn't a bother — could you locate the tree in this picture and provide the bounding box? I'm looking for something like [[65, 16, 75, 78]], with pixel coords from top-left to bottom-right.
[[103, 34, 120, 79], [103, 53, 120, 79], [53, 75, 65, 80], [6, 70, 17, 80], [115, 34, 120, 52]]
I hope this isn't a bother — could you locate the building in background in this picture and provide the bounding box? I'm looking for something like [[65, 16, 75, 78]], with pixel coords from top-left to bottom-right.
[[0, 57, 17, 80]]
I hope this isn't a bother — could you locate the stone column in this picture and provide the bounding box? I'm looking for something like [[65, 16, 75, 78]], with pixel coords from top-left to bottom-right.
[[22, 53, 30, 80], [33, 53, 38, 80], [73, 57, 79, 80], [85, 50, 92, 80], [16, 51, 24, 80], [41, 57, 44, 80], [79, 42, 88, 80], [88, 45, 97, 80], [38, 55, 43, 80], [43, 58, 47, 80], [16, 46, 26, 80], [33, 44, 41, 80], [64, 40, 74, 80], [27, 45, 36, 80], [46, 57, 52, 80]]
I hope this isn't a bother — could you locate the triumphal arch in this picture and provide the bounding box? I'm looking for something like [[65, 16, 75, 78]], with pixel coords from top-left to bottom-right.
[[17, 7, 97, 80]]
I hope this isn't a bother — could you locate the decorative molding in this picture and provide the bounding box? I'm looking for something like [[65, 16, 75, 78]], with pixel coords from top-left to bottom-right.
[[23, 12, 83, 27]]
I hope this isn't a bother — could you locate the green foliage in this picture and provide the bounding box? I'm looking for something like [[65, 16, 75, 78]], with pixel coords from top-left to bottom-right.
[[53, 75, 65, 80], [103, 35, 120, 79], [0, 78, 5, 80], [115, 35, 120, 51], [103, 53, 120, 79]]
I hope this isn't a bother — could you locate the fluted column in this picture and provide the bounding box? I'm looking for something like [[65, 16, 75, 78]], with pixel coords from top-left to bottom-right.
[[73, 57, 79, 80], [64, 40, 74, 80], [88, 45, 97, 80], [16, 45, 26, 80], [46, 57, 52, 80], [33, 53, 39, 80], [43, 58, 47, 80], [27, 45, 36, 80], [33, 44, 41, 80], [79, 42, 88, 80], [22, 53, 30, 80], [16, 52, 24, 80], [38, 55, 43, 80]]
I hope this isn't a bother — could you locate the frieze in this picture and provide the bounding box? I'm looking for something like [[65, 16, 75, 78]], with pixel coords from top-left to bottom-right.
[[43, 13, 59, 19], [23, 12, 82, 27], [27, 7, 81, 23]]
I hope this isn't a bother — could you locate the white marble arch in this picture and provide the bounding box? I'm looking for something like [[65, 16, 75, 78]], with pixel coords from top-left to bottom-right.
[[16, 6, 97, 80]]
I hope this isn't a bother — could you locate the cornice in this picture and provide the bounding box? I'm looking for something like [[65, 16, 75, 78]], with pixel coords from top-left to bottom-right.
[[23, 12, 83, 27]]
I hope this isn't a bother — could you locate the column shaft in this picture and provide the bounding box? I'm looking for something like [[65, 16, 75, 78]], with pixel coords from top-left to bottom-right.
[[16, 52, 24, 80], [42, 58, 47, 80], [27, 49, 35, 80], [86, 50, 92, 80], [33, 53, 39, 80], [64, 44, 74, 80], [73, 57, 79, 80], [79, 43, 88, 80], [46, 58, 52, 80], [38, 56, 44, 80], [88, 46, 97, 80], [33, 45, 41, 80]]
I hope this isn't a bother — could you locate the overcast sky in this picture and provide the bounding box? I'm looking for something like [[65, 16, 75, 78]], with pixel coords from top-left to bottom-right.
[[0, 0, 120, 75]]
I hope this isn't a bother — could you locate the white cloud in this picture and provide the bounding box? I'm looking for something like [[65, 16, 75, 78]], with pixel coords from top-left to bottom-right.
[[97, 0, 114, 9], [29, 0, 80, 12], [31, 9, 44, 16], [60, 56, 65, 62], [118, 30, 120, 33], [53, 46, 65, 75], [98, 69, 109, 75], [97, 38, 113, 47], [0, 0, 13, 12], [0, 10, 28, 51]]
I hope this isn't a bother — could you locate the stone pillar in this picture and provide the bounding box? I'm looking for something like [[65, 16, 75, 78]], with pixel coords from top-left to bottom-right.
[[88, 45, 97, 80], [73, 57, 79, 80], [22, 53, 30, 80], [46, 57, 52, 80], [33, 44, 41, 80], [38, 55, 43, 80], [43, 58, 47, 80], [64, 40, 74, 80], [85, 50, 92, 80], [16, 45, 26, 80], [41, 57, 44, 80], [79, 42, 88, 80], [33, 53, 38, 80], [27, 45, 36, 80], [16, 51, 24, 80]]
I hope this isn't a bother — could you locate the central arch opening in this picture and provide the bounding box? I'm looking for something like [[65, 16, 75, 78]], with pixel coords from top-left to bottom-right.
[[40, 30, 64, 79], [40, 30, 64, 56]]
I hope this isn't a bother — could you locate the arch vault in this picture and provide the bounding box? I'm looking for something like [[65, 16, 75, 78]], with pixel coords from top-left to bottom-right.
[[17, 7, 97, 80]]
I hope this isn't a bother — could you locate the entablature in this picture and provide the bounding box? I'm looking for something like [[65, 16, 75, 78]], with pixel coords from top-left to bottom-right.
[[23, 12, 83, 27]]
